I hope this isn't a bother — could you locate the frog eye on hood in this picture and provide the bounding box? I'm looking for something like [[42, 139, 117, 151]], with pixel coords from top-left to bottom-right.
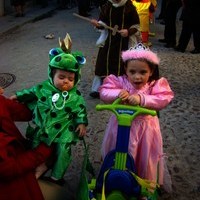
[[75, 55, 86, 65], [49, 48, 63, 61], [49, 48, 59, 57]]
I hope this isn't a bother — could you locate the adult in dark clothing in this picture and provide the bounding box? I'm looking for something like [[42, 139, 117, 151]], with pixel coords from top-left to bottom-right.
[[158, 0, 182, 48], [174, 0, 200, 54], [11, 0, 26, 17], [93, 0, 107, 8], [77, 0, 91, 17], [57, 0, 70, 9], [89, 0, 140, 98], [35, 0, 49, 8], [0, 94, 53, 200], [157, 0, 167, 20]]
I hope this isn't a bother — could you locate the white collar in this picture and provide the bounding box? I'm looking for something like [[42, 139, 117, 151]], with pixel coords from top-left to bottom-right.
[[109, 0, 128, 7]]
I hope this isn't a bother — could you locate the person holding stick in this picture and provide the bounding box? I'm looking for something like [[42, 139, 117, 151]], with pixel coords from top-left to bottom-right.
[[88, 0, 140, 98]]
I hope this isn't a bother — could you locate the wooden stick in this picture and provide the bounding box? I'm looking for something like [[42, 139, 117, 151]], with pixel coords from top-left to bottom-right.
[[73, 13, 119, 35], [73, 13, 92, 23]]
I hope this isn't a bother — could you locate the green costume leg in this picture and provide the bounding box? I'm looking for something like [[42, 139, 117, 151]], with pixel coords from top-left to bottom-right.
[[51, 143, 72, 179]]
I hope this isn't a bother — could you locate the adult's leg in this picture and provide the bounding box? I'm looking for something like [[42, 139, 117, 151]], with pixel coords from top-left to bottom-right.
[[164, 0, 182, 46], [158, 0, 167, 19], [192, 25, 200, 51], [176, 20, 192, 51], [77, 0, 90, 17]]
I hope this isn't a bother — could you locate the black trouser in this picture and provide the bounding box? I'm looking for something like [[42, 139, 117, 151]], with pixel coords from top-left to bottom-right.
[[77, 0, 90, 15], [178, 19, 200, 50], [158, 0, 167, 19], [164, 0, 182, 45]]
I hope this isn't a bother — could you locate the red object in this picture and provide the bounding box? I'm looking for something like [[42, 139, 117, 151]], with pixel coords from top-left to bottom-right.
[[0, 95, 53, 200]]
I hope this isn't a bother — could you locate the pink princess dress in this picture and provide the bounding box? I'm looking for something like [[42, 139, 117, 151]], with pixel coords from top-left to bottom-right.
[[99, 74, 174, 189]]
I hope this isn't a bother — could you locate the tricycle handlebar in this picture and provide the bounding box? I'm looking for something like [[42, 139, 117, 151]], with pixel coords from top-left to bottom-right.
[[96, 98, 157, 126]]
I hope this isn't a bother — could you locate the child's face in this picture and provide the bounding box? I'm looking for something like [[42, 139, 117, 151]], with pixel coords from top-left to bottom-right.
[[53, 69, 75, 91], [125, 60, 153, 89]]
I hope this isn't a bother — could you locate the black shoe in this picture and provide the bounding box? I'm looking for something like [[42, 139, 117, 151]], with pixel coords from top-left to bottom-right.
[[164, 43, 176, 48], [190, 49, 200, 54], [89, 91, 100, 98], [174, 46, 185, 53], [158, 39, 167, 43], [40, 176, 66, 186]]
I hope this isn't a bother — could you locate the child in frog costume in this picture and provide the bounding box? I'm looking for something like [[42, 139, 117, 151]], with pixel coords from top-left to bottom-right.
[[10, 34, 88, 185]]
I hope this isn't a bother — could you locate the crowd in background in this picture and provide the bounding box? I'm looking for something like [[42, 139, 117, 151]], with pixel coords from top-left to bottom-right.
[[157, 0, 200, 54]]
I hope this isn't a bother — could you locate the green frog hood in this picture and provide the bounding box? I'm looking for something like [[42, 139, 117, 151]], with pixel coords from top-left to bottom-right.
[[48, 48, 86, 87]]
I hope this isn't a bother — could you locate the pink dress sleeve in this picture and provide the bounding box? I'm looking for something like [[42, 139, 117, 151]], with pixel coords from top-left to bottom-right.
[[139, 77, 174, 110], [99, 75, 124, 103]]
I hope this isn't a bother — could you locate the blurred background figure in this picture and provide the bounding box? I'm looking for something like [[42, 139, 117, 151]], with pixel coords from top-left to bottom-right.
[[77, 0, 91, 17], [132, 0, 157, 47], [174, 0, 200, 54], [158, 0, 182, 48], [35, 0, 48, 8], [11, 0, 26, 17], [57, 0, 70, 9], [156, 0, 167, 24]]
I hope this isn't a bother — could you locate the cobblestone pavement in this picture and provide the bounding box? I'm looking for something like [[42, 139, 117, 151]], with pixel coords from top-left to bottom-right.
[[0, 4, 199, 200]]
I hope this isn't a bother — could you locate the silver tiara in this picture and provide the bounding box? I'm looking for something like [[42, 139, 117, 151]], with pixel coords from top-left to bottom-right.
[[129, 43, 150, 51]]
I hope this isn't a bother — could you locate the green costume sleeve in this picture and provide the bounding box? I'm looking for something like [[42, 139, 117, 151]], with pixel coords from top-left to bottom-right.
[[16, 85, 38, 111]]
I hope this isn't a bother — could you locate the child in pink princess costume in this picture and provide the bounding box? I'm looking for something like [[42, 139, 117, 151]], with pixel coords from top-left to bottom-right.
[[99, 43, 174, 195]]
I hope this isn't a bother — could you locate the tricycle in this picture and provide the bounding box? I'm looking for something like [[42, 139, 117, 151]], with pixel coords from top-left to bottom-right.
[[87, 99, 160, 200]]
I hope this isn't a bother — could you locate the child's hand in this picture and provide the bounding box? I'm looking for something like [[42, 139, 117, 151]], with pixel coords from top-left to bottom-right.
[[128, 94, 141, 105], [9, 95, 17, 100], [76, 124, 86, 137], [118, 29, 128, 37], [119, 90, 129, 102]]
